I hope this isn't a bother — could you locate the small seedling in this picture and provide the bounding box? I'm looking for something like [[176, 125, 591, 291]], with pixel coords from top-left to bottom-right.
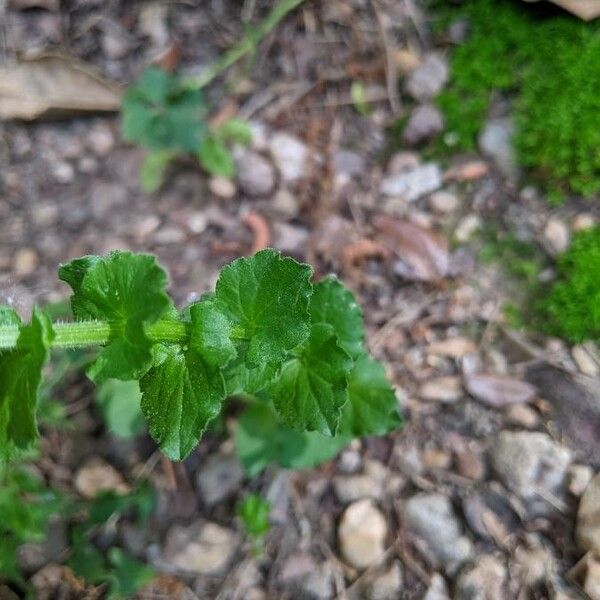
[[237, 493, 270, 554], [0, 249, 402, 463], [122, 67, 252, 191]]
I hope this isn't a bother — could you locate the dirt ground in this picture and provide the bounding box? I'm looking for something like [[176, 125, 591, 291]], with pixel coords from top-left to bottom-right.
[[2, 1, 600, 598]]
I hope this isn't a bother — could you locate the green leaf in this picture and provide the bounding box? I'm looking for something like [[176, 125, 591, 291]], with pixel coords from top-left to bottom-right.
[[215, 249, 312, 368], [140, 344, 226, 461], [235, 402, 349, 476], [268, 323, 353, 435], [199, 135, 234, 178], [237, 493, 270, 540], [59, 251, 173, 382], [122, 67, 207, 153], [106, 547, 154, 600], [0, 308, 53, 450], [96, 379, 145, 439], [188, 299, 236, 368], [140, 149, 176, 192], [311, 276, 364, 358], [223, 347, 280, 396], [338, 353, 402, 437], [214, 118, 253, 145], [69, 526, 109, 584]]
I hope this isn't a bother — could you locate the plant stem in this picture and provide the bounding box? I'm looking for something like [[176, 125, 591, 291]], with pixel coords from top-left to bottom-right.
[[0, 319, 189, 351], [187, 0, 306, 90]]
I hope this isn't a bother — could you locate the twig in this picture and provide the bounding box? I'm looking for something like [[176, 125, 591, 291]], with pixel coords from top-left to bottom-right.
[[243, 211, 271, 254], [187, 0, 307, 90], [369, 0, 401, 115], [160, 455, 178, 491]]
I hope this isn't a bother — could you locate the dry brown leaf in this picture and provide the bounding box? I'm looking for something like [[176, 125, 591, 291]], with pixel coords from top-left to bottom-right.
[[0, 54, 122, 121], [8, 0, 59, 9], [372, 215, 450, 282], [464, 373, 537, 407]]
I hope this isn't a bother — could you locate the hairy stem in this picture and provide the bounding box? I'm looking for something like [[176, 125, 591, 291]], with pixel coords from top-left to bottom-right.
[[0, 319, 189, 351], [187, 0, 306, 89]]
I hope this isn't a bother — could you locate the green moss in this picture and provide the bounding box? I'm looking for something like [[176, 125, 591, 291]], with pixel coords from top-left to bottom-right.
[[538, 227, 600, 342], [430, 0, 600, 198]]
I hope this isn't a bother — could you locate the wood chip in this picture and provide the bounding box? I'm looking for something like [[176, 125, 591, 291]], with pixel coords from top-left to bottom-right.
[[427, 337, 477, 358]]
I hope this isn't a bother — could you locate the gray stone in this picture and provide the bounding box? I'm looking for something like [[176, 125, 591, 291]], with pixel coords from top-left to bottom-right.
[[333, 149, 365, 184], [543, 217, 570, 256], [405, 53, 449, 101], [380, 163, 442, 201], [403, 493, 473, 572], [423, 574, 451, 600], [235, 150, 277, 197], [478, 118, 516, 180], [279, 553, 334, 600], [403, 104, 444, 146], [334, 474, 382, 503], [18, 516, 67, 573], [366, 561, 404, 600], [196, 452, 244, 506], [269, 132, 309, 182], [163, 520, 238, 575], [492, 431, 572, 515], [455, 555, 507, 600]]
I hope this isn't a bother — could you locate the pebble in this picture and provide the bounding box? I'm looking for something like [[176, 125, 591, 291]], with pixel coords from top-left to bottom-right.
[[568, 464, 594, 496], [13, 248, 39, 275], [543, 218, 570, 256], [270, 188, 300, 219], [572, 344, 600, 377], [196, 452, 244, 507], [403, 104, 444, 146], [235, 150, 277, 197], [163, 521, 238, 575], [365, 561, 404, 600], [333, 149, 365, 182], [403, 493, 473, 572], [572, 213, 596, 231], [51, 160, 75, 184], [405, 53, 449, 101], [338, 448, 362, 474], [504, 403, 540, 428], [577, 473, 600, 552], [455, 447, 486, 480], [138, 2, 170, 48], [153, 226, 186, 245], [492, 431, 572, 515], [272, 222, 309, 255], [464, 373, 537, 408], [187, 212, 208, 234], [380, 162, 442, 201], [87, 124, 115, 157], [338, 500, 387, 570], [429, 191, 459, 214], [423, 448, 452, 471], [388, 151, 420, 174], [512, 543, 555, 586], [585, 558, 600, 600], [334, 474, 382, 503], [278, 553, 334, 600], [209, 176, 237, 199], [423, 574, 451, 600], [454, 214, 482, 242], [134, 215, 161, 240], [74, 459, 130, 499], [478, 118, 516, 180], [427, 337, 476, 358], [32, 203, 60, 227], [248, 121, 269, 151], [455, 555, 507, 600], [269, 132, 309, 183], [462, 489, 520, 543], [420, 377, 463, 403]]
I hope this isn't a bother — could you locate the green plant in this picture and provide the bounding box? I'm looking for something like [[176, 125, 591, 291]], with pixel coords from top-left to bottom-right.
[[429, 0, 600, 197], [237, 493, 270, 554], [0, 249, 402, 464], [537, 227, 600, 342], [0, 463, 64, 588], [68, 483, 155, 599], [122, 67, 252, 190]]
